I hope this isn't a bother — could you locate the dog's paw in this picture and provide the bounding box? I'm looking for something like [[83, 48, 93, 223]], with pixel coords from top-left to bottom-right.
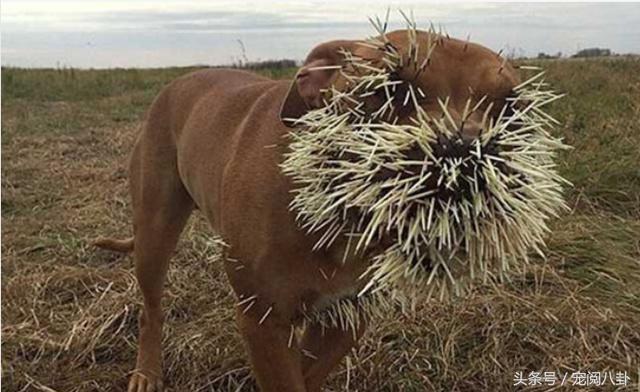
[[128, 370, 164, 392]]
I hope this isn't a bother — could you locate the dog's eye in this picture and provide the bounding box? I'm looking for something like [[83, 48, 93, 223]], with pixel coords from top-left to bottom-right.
[[503, 89, 520, 116], [483, 89, 521, 122]]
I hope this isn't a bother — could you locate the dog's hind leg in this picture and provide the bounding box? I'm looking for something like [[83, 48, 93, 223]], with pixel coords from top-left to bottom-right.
[[126, 130, 194, 392]]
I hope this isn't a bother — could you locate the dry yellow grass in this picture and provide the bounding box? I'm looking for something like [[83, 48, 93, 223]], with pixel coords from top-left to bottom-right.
[[2, 59, 640, 391]]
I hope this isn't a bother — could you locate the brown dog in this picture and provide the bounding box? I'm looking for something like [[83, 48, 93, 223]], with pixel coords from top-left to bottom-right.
[[95, 29, 519, 392]]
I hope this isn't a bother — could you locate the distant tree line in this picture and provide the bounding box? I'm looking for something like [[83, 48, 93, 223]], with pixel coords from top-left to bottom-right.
[[537, 52, 563, 59], [239, 49, 619, 68], [230, 59, 298, 70], [572, 48, 612, 58], [224, 39, 620, 68], [536, 47, 615, 59]]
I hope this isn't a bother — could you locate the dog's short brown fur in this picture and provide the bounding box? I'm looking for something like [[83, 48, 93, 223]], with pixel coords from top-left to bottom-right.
[[95, 30, 519, 392]]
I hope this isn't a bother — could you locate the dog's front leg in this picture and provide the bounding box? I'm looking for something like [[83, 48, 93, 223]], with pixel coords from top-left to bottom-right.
[[300, 322, 366, 392], [236, 308, 307, 392]]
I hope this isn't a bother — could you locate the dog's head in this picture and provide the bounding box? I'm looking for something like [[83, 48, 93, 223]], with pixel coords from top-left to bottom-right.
[[280, 27, 568, 297], [281, 29, 519, 137]]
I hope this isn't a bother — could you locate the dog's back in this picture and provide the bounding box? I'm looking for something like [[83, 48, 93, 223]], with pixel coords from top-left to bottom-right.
[[150, 68, 280, 144]]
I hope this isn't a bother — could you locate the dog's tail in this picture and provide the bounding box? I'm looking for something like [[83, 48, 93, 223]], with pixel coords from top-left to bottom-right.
[[93, 236, 135, 253]]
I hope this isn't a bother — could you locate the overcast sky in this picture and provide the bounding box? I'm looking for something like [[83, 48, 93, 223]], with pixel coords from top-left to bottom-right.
[[2, 1, 639, 68]]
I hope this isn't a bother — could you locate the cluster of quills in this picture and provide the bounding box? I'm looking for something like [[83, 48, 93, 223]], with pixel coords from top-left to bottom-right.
[[236, 12, 569, 333]]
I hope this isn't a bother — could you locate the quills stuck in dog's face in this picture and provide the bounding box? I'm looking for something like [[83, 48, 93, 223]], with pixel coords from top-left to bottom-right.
[[281, 14, 571, 307]]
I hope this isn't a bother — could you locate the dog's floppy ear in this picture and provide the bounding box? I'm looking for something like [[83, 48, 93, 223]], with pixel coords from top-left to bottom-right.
[[280, 40, 355, 126]]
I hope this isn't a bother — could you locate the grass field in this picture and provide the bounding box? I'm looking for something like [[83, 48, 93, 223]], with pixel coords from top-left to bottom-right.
[[2, 58, 640, 391]]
